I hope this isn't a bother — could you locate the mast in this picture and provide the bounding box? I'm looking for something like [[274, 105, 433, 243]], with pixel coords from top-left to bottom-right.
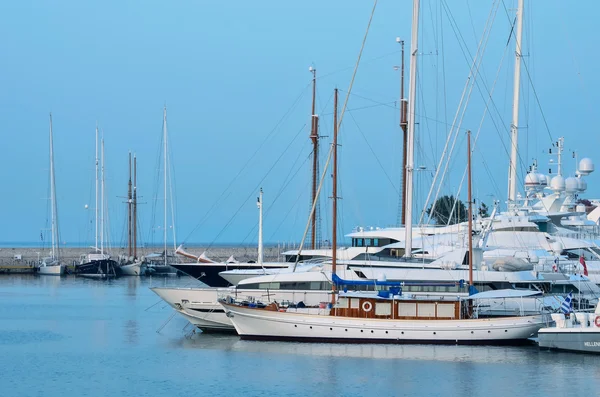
[[257, 188, 263, 265], [507, 0, 524, 205], [133, 155, 137, 258], [127, 152, 133, 257], [49, 113, 58, 260], [467, 130, 473, 286], [95, 124, 99, 251], [404, 0, 420, 258], [397, 38, 408, 226], [331, 88, 339, 301], [101, 137, 105, 255], [163, 106, 168, 264], [309, 66, 319, 249]]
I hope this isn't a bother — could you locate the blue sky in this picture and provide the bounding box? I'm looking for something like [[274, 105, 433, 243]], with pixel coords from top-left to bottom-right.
[[1, 1, 598, 248]]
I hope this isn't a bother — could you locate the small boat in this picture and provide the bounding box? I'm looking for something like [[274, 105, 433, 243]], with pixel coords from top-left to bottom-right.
[[538, 293, 600, 353]]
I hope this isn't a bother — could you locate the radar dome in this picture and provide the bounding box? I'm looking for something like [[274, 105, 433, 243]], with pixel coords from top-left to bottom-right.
[[565, 177, 579, 193], [578, 158, 595, 175], [538, 174, 548, 188], [578, 177, 587, 192], [550, 175, 566, 192], [525, 172, 541, 190]]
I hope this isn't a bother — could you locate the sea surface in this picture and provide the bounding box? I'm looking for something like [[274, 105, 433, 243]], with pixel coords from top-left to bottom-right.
[[1, 275, 599, 397]]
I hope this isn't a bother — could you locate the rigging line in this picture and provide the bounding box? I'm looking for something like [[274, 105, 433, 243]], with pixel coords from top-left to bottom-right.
[[267, 179, 313, 241], [240, 145, 311, 245], [181, 85, 310, 243], [337, 89, 398, 110], [205, 123, 308, 249], [422, 0, 499, 225], [294, 0, 378, 269], [448, 36, 515, 221], [318, 49, 401, 81], [444, 0, 530, 187], [348, 111, 399, 195], [500, 0, 553, 144]]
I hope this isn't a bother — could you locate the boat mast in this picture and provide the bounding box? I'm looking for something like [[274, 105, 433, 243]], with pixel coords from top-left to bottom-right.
[[133, 155, 137, 258], [127, 152, 133, 257], [257, 188, 263, 265], [331, 88, 339, 301], [309, 66, 319, 249], [163, 106, 168, 264], [101, 137, 105, 256], [467, 130, 473, 286], [95, 124, 99, 251], [49, 113, 58, 260], [507, 0, 524, 206], [404, 0, 420, 258], [398, 38, 408, 226]]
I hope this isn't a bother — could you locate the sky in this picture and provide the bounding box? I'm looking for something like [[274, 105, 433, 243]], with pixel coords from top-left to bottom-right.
[[1, 0, 599, 248]]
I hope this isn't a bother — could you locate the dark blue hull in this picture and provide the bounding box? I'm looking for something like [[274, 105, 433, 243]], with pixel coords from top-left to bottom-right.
[[75, 259, 121, 278]]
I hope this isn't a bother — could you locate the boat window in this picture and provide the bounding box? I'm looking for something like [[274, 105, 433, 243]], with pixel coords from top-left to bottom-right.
[[365, 239, 372, 246], [350, 298, 360, 309], [398, 302, 416, 317], [373, 238, 379, 247], [336, 298, 349, 309], [258, 282, 280, 289], [417, 303, 436, 318], [375, 302, 392, 316], [437, 303, 456, 319]]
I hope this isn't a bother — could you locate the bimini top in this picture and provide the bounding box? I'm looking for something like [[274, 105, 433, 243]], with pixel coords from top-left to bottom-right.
[[464, 289, 542, 300]]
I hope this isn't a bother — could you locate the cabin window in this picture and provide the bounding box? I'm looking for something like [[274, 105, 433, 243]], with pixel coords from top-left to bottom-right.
[[258, 282, 280, 289], [437, 303, 456, 318], [417, 303, 436, 318], [350, 298, 360, 309], [375, 302, 392, 316], [398, 302, 417, 317], [336, 298, 349, 309], [373, 238, 379, 247]]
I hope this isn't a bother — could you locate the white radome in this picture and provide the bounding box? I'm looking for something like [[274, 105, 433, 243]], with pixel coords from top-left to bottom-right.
[[84, 204, 89, 209], [565, 177, 579, 194], [550, 175, 566, 192], [578, 158, 594, 175]]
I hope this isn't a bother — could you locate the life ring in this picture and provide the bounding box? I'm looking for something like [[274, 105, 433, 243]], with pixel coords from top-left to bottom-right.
[[362, 301, 373, 312], [594, 316, 600, 328]]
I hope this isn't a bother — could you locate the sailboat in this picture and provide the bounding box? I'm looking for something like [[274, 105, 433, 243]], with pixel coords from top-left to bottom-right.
[[38, 113, 65, 276], [119, 153, 143, 276], [76, 127, 119, 278], [220, 82, 547, 343]]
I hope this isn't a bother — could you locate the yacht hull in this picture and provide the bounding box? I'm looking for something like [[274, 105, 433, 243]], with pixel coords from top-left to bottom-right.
[[120, 262, 142, 276], [171, 263, 288, 287], [222, 303, 546, 344], [538, 328, 600, 353]]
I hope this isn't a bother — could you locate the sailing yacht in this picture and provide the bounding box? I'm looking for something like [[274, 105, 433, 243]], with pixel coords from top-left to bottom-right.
[[119, 153, 143, 276], [76, 127, 119, 278], [38, 113, 65, 276]]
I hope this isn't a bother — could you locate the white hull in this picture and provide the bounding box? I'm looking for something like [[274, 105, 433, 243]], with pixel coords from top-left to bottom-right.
[[222, 303, 547, 344], [120, 262, 142, 276], [38, 264, 64, 276]]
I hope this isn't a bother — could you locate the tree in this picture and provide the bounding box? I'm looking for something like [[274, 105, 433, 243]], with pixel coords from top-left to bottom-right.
[[426, 195, 468, 225], [478, 202, 489, 218]]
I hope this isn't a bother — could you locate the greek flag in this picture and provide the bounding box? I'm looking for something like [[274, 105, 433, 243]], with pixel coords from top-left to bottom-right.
[[560, 292, 573, 314]]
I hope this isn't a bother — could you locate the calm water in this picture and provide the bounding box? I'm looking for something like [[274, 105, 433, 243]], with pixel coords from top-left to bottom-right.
[[1, 276, 599, 397]]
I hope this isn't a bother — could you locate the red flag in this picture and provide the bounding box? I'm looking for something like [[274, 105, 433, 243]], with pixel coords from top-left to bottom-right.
[[580, 256, 588, 276]]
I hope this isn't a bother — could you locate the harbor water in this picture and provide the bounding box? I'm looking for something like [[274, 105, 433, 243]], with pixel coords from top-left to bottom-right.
[[1, 275, 599, 397]]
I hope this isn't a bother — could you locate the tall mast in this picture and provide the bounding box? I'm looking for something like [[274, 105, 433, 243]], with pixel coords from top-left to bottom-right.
[[404, 0, 420, 258], [309, 66, 319, 249], [95, 124, 99, 251], [507, 0, 524, 205], [133, 155, 137, 258], [467, 130, 473, 286], [397, 38, 408, 226], [331, 88, 339, 301], [101, 137, 105, 255], [49, 113, 58, 259], [127, 152, 133, 257], [163, 106, 168, 263], [257, 188, 263, 265]]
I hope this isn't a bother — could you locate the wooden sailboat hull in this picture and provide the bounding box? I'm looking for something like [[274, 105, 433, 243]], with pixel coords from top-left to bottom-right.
[[222, 303, 547, 345]]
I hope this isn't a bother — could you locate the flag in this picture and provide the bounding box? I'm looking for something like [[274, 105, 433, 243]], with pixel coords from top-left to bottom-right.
[[580, 256, 588, 277], [560, 292, 573, 314], [552, 257, 558, 273]]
